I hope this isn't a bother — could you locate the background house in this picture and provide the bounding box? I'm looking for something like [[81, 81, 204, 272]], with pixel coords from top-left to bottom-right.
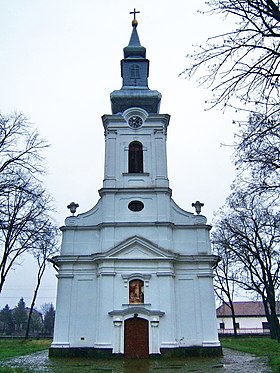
[[217, 301, 280, 335]]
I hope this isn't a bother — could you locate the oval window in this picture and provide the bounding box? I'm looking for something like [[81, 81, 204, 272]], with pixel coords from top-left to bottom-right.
[[128, 200, 144, 212]]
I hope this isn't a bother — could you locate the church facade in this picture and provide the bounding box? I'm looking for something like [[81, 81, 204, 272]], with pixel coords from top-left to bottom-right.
[[50, 16, 221, 358]]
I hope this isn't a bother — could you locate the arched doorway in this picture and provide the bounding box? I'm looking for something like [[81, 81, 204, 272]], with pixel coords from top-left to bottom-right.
[[124, 317, 149, 358]]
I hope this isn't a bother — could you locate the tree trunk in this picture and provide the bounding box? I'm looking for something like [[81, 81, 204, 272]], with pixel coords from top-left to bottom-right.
[[228, 299, 238, 337], [262, 295, 280, 342], [25, 260, 46, 339], [25, 290, 37, 339], [269, 312, 280, 342], [267, 299, 280, 342]]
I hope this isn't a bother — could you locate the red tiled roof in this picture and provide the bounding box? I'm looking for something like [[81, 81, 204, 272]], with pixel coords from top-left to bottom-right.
[[216, 301, 280, 317]]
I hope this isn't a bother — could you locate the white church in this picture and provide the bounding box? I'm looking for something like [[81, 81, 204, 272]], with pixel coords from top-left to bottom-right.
[[50, 13, 221, 358]]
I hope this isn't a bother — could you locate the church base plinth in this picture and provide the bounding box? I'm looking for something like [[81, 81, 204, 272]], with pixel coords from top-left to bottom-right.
[[49, 347, 115, 358], [160, 346, 222, 357], [49, 346, 222, 358]]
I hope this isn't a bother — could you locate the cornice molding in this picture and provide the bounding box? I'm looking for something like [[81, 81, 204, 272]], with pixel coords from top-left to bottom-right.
[[61, 221, 212, 232]]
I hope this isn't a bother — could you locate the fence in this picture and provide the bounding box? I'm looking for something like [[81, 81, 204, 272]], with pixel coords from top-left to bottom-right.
[[218, 328, 270, 336]]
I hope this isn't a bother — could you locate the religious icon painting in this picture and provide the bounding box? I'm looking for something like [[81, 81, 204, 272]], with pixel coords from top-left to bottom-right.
[[129, 279, 144, 304]]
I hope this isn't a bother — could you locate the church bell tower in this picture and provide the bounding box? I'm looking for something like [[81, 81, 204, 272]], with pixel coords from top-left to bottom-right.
[[50, 12, 221, 358]]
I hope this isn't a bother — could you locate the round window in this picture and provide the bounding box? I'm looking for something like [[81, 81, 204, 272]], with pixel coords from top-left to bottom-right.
[[128, 200, 144, 212]]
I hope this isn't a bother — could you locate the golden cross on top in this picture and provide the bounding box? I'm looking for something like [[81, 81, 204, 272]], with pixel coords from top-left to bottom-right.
[[130, 8, 140, 21]]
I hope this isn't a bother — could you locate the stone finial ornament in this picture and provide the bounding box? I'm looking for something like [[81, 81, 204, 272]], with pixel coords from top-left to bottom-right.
[[192, 201, 204, 215], [67, 202, 79, 215]]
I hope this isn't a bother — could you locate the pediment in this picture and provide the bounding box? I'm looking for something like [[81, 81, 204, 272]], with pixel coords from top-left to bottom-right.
[[104, 236, 174, 260]]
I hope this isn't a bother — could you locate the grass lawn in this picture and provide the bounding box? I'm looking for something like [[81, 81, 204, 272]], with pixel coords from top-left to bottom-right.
[[0, 337, 279, 372], [0, 339, 51, 361], [221, 337, 280, 372]]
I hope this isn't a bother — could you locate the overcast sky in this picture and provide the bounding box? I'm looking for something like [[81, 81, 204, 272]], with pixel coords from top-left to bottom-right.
[[0, 1, 239, 309]]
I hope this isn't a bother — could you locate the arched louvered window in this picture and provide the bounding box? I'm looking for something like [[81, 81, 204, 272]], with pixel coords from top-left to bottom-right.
[[129, 141, 143, 173]]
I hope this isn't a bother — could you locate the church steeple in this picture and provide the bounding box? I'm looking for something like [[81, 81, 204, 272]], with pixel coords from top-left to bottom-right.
[[123, 8, 146, 60], [121, 22, 148, 88], [123, 18, 146, 59], [51, 10, 221, 358], [110, 11, 162, 114]]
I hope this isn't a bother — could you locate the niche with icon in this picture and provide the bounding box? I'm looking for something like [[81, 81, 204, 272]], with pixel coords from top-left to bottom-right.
[[129, 279, 144, 304]]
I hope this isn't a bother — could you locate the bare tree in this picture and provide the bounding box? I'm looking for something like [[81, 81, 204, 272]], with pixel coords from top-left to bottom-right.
[[25, 222, 60, 339], [0, 112, 48, 177], [183, 0, 280, 115], [0, 112, 56, 294], [0, 173, 55, 293], [185, 3, 280, 310], [234, 112, 280, 196], [0, 111, 59, 337], [212, 187, 280, 341], [183, 0, 280, 341], [182, 2, 280, 196], [212, 244, 240, 336]]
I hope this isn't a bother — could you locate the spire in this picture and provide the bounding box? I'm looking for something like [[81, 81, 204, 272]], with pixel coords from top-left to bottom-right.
[[110, 11, 162, 114], [123, 19, 146, 59]]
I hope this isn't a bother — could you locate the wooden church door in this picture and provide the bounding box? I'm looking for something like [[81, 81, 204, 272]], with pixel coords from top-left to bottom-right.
[[124, 317, 149, 358]]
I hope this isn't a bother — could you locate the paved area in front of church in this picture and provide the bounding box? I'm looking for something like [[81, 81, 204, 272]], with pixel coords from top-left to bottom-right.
[[0, 348, 271, 372]]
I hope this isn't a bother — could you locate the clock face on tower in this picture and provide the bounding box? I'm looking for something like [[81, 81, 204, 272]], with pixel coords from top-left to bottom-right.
[[128, 115, 143, 128]]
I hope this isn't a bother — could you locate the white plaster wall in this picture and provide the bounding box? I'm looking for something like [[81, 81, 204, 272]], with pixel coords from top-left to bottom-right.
[[53, 252, 219, 350], [53, 109, 219, 352], [157, 274, 177, 347], [60, 223, 211, 257], [69, 277, 97, 347], [175, 276, 198, 346], [102, 113, 169, 190], [52, 276, 73, 347], [198, 275, 219, 345]]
